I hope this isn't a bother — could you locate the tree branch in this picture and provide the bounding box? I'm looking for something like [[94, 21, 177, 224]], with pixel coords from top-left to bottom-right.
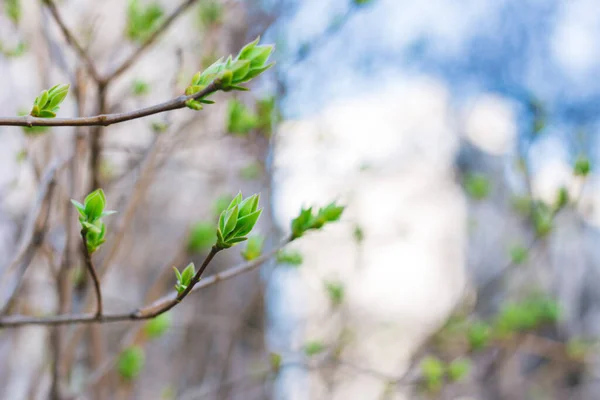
[[0, 159, 68, 313], [0, 238, 290, 327], [0, 82, 220, 127], [43, 0, 102, 83], [81, 231, 103, 317], [104, 0, 202, 82]]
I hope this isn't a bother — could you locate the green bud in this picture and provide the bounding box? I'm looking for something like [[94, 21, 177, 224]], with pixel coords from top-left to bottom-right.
[[248, 45, 274, 68], [84, 189, 106, 221], [30, 84, 69, 118], [230, 59, 251, 82], [237, 37, 260, 61], [216, 193, 262, 249], [174, 263, 196, 294], [185, 99, 203, 110]]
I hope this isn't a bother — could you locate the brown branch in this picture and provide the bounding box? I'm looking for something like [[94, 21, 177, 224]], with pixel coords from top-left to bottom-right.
[[99, 133, 164, 277], [43, 0, 102, 83], [0, 238, 290, 327], [89, 83, 108, 192], [81, 231, 103, 317], [0, 82, 220, 127], [0, 159, 68, 313], [104, 0, 202, 82]]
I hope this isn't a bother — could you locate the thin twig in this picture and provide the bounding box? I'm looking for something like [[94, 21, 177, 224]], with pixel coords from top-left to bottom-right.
[[0, 82, 220, 127], [0, 238, 290, 327], [43, 0, 102, 82], [0, 159, 68, 313], [104, 0, 202, 82], [81, 231, 103, 317]]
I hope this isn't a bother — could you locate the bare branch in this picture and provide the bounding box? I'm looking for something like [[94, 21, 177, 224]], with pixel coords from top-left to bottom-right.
[[0, 159, 69, 313], [81, 232, 103, 317], [0, 238, 290, 327], [0, 82, 220, 127], [105, 0, 202, 82], [43, 0, 102, 83]]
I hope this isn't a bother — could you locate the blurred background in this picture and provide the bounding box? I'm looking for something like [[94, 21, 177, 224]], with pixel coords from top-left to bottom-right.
[[0, 0, 599, 399]]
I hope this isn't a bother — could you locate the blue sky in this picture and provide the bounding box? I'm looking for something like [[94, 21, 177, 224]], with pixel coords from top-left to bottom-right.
[[276, 0, 600, 143]]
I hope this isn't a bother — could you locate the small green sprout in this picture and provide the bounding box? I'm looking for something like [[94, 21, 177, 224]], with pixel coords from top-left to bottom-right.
[[291, 202, 345, 239], [30, 84, 69, 118], [71, 189, 116, 253], [173, 263, 195, 295], [184, 38, 274, 110], [216, 192, 262, 249]]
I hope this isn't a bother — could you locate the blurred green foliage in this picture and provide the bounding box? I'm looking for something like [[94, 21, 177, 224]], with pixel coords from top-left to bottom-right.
[[241, 235, 264, 261], [464, 173, 490, 200], [324, 281, 345, 307], [132, 79, 150, 96], [197, 0, 224, 28], [118, 346, 146, 381], [126, 0, 164, 43], [187, 222, 216, 253], [144, 313, 171, 339], [276, 250, 303, 267]]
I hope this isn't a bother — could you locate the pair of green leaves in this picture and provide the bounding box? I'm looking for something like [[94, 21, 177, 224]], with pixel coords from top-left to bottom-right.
[[173, 262, 195, 295], [291, 202, 345, 239], [71, 189, 116, 253], [217, 192, 262, 249], [30, 84, 69, 118], [184, 37, 274, 110]]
